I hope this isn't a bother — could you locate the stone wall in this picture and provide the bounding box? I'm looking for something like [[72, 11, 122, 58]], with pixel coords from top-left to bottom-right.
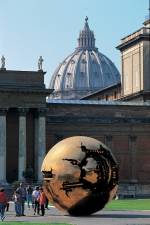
[[46, 102, 150, 195]]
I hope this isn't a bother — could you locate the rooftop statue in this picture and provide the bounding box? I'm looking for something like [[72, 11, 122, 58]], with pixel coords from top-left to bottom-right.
[[38, 56, 43, 71], [1, 55, 5, 69]]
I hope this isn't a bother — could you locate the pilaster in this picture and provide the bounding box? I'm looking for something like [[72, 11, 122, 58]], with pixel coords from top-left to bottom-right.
[[105, 135, 112, 149], [129, 135, 137, 183], [35, 108, 46, 181], [18, 108, 28, 181], [0, 108, 8, 183]]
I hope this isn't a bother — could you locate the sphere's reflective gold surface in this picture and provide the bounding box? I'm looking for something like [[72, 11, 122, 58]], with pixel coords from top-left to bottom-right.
[[41, 136, 118, 216]]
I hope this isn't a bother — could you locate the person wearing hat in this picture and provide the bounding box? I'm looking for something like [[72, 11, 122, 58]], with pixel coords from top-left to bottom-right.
[[0, 188, 8, 221]]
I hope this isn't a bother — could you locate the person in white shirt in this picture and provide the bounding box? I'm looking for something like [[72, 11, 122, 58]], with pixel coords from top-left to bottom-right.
[[32, 186, 40, 215]]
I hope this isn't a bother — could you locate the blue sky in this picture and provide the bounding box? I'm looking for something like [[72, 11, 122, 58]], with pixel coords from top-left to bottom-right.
[[0, 0, 149, 86]]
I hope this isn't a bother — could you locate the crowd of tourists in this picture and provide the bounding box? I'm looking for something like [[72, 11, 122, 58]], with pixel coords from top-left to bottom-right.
[[0, 182, 49, 221]]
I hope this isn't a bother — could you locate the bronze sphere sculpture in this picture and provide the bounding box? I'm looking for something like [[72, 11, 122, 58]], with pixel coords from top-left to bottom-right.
[[41, 136, 118, 216]]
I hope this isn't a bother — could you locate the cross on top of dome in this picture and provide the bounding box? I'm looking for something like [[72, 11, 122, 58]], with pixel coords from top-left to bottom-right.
[[84, 16, 90, 31], [85, 16, 88, 22]]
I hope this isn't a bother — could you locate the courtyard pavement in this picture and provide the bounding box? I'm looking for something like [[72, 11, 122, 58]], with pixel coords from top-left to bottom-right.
[[2, 202, 150, 225]]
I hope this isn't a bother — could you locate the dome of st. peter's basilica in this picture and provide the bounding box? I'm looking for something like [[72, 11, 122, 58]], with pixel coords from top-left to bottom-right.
[[49, 17, 120, 99]]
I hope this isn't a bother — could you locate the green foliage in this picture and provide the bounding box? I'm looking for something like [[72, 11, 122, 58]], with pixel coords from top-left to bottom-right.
[[105, 199, 150, 210]]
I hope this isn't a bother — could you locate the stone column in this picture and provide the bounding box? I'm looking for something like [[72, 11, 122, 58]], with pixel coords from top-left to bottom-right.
[[18, 108, 28, 181], [129, 135, 137, 182], [0, 109, 7, 184], [35, 109, 46, 181]]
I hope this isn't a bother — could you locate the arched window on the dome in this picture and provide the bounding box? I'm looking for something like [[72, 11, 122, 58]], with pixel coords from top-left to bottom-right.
[[82, 59, 87, 64], [71, 60, 75, 64], [65, 73, 73, 89]]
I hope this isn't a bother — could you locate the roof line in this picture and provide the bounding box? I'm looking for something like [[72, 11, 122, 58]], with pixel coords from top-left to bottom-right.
[[47, 99, 150, 106]]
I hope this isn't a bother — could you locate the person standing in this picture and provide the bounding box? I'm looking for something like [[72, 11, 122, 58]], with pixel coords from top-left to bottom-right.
[[26, 185, 33, 208], [32, 186, 40, 215], [0, 188, 8, 221], [16, 183, 26, 216], [12, 190, 21, 216], [38, 187, 46, 216], [45, 196, 49, 210]]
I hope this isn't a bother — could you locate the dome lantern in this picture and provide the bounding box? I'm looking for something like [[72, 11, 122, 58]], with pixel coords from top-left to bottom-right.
[[77, 17, 96, 50]]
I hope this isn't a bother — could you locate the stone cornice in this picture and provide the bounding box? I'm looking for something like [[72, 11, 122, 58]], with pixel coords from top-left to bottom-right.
[[0, 69, 46, 75], [47, 99, 150, 106], [46, 116, 150, 124], [116, 34, 149, 51], [0, 87, 52, 95], [119, 91, 150, 101]]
